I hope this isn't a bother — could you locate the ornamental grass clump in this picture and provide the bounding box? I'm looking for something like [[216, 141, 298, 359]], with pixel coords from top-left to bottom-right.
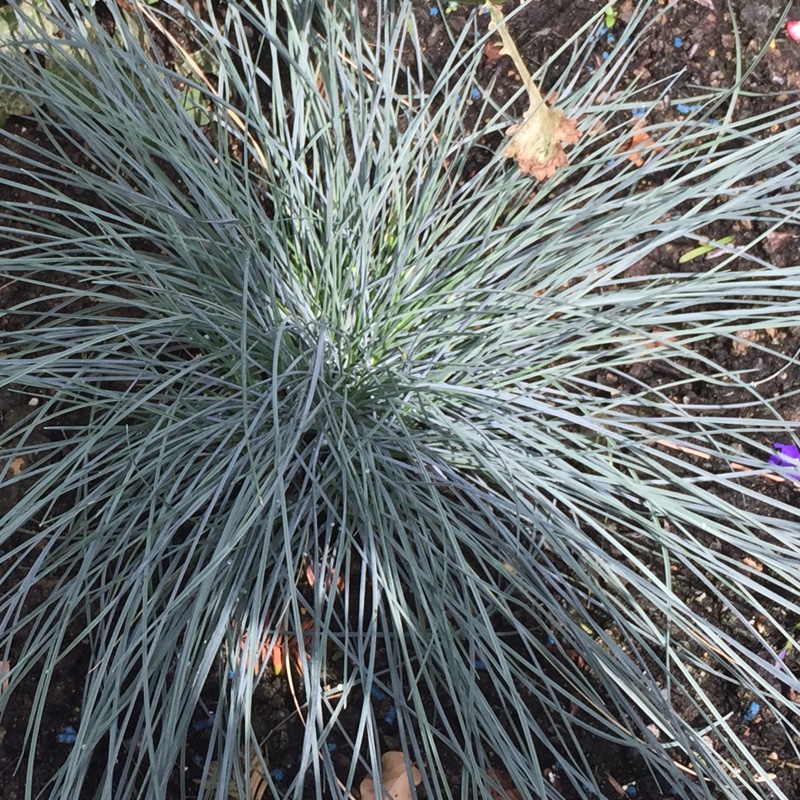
[[2, 1, 800, 798]]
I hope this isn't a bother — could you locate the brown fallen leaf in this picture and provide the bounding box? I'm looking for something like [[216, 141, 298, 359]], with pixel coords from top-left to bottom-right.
[[621, 120, 663, 167], [486, 0, 579, 181], [503, 100, 581, 180], [484, 40, 506, 65], [360, 752, 422, 800], [7, 457, 25, 477], [742, 556, 764, 572], [487, 768, 524, 800], [645, 327, 679, 349], [235, 617, 314, 677], [271, 635, 284, 676], [305, 558, 345, 592], [764, 230, 796, 254]]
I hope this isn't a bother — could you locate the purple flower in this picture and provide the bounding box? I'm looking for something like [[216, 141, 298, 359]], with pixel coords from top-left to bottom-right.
[[769, 442, 800, 480]]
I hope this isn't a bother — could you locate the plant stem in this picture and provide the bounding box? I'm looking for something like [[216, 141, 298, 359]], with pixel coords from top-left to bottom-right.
[[486, 1, 544, 108]]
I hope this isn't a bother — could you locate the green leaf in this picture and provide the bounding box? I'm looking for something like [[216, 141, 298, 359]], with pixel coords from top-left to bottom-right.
[[604, 2, 618, 28], [180, 85, 211, 126], [678, 235, 735, 263]]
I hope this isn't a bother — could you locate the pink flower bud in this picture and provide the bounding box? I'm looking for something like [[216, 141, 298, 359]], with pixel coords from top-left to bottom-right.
[[786, 20, 800, 41]]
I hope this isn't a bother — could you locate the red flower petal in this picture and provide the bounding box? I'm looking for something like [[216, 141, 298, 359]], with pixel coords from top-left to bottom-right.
[[786, 20, 800, 41]]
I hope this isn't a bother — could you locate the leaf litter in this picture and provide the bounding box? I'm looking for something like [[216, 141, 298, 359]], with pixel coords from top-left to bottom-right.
[[359, 751, 422, 800]]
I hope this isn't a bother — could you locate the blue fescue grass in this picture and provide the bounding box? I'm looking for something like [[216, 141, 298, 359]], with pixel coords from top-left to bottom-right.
[[2, 1, 800, 798]]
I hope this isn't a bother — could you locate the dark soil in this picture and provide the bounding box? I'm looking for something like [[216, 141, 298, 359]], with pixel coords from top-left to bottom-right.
[[2, 1, 800, 799]]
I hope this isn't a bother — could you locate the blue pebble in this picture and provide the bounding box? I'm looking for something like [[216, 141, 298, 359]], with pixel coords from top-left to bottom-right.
[[227, 669, 234, 679], [708, 118, 719, 125], [455, 94, 463, 105], [192, 716, 214, 731], [327, 743, 337, 753], [192, 753, 203, 765], [470, 87, 481, 101], [56, 726, 77, 744], [607, 34, 616, 44], [272, 768, 285, 781], [676, 103, 691, 114], [430, 6, 438, 15], [546, 635, 557, 645], [599, 24, 607, 35], [631, 107, 647, 117], [602, 51, 610, 59], [744, 701, 760, 722], [474, 659, 487, 670], [626, 786, 637, 797], [674, 37, 683, 47], [384, 706, 397, 725], [370, 685, 389, 700]]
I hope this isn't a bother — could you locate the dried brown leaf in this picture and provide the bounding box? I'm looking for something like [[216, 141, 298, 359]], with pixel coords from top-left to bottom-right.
[[765, 230, 795, 253], [620, 120, 664, 166], [503, 101, 580, 180], [742, 556, 764, 572], [484, 40, 506, 65], [7, 457, 24, 476], [359, 752, 422, 800], [487, 768, 524, 800], [271, 636, 284, 675]]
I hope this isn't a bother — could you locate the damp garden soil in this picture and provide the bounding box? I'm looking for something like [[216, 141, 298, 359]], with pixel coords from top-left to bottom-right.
[[1, 1, 800, 799]]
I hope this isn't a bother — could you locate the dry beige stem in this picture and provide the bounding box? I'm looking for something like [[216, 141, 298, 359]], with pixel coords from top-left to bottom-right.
[[503, 102, 581, 180], [359, 752, 422, 800], [486, 2, 580, 179]]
